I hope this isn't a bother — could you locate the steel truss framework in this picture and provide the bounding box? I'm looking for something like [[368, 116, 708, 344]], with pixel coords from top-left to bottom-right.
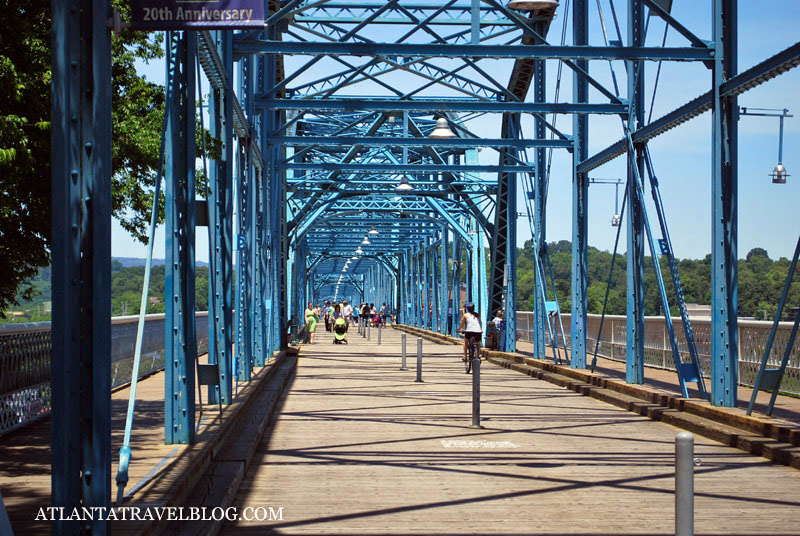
[[50, 0, 799, 531]]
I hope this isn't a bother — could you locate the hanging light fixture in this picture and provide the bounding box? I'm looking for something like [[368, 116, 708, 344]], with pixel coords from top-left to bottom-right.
[[361, 236, 371, 245], [771, 163, 789, 184], [611, 214, 621, 227], [429, 117, 455, 139], [351, 256, 358, 260], [507, 0, 559, 10], [368, 226, 379, 235], [396, 174, 414, 191], [356, 246, 363, 254]]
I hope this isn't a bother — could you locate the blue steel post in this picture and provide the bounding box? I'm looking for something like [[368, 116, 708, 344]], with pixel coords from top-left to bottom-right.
[[626, 0, 646, 384], [164, 31, 197, 445], [711, 0, 739, 406], [234, 139, 247, 381], [207, 30, 234, 404], [51, 0, 112, 531], [505, 118, 518, 353], [423, 242, 430, 330], [533, 20, 548, 358], [571, 0, 589, 368], [440, 227, 449, 334], [452, 238, 463, 337]]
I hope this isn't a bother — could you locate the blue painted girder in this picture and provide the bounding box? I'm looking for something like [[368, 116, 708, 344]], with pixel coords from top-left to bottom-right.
[[235, 41, 715, 61]]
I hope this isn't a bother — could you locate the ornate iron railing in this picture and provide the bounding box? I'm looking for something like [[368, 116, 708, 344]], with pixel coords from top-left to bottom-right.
[[0, 313, 208, 436], [517, 312, 800, 396]]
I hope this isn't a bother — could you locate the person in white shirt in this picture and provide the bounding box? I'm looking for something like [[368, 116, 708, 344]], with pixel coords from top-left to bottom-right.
[[343, 301, 353, 329], [458, 302, 482, 362]]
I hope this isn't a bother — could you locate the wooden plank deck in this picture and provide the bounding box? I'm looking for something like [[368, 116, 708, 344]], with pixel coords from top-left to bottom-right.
[[0, 355, 265, 535], [224, 326, 800, 535]]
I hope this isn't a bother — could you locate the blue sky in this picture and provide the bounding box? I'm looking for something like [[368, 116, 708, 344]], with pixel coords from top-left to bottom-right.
[[116, 1, 800, 263]]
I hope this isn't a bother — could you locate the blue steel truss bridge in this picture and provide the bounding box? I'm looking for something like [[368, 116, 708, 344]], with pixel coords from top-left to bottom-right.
[[2, 1, 800, 534]]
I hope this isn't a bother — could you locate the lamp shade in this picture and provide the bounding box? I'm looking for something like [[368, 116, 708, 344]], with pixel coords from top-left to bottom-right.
[[429, 117, 456, 139], [508, 0, 559, 10], [396, 175, 414, 191], [771, 163, 789, 184]]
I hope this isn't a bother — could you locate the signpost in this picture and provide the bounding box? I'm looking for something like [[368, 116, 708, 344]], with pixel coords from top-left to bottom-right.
[[130, 0, 265, 30]]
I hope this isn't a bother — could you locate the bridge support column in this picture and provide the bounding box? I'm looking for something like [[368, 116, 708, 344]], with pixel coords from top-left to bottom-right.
[[533, 22, 548, 359], [710, 0, 738, 406], [164, 30, 198, 445], [207, 30, 234, 405], [51, 0, 112, 531], [571, 0, 589, 369], [440, 227, 449, 334], [489, 118, 516, 351], [626, 0, 646, 384]]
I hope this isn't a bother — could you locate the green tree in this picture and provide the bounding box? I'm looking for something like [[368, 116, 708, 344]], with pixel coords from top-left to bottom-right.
[[0, 1, 167, 315]]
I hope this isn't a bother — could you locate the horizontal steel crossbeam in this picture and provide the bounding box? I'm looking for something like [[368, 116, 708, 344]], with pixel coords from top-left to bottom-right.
[[259, 98, 625, 114], [235, 41, 715, 62], [278, 162, 535, 173], [271, 136, 572, 148]]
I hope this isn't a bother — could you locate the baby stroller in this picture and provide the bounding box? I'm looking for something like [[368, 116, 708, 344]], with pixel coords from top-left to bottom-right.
[[333, 316, 348, 344]]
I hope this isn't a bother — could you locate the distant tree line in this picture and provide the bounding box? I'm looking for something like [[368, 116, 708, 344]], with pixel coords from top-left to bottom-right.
[[516, 241, 799, 320], [3, 260, 210, 323], [4, 244, 798, 324]]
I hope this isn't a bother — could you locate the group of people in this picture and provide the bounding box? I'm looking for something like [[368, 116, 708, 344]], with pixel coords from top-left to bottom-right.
[[303, 300, 393, 343], [354, 302, 391, 326]]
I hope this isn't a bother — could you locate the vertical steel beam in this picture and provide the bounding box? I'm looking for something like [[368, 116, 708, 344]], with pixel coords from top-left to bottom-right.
[[505, 118, 518, 352], [711, 0, 739, 406], [51, 0, 112, 531], [423, 240, 430, 330], [207, 30, 233, 404], [164, 31, 197, 445], [234, 139, 248, 381], [626, 0, 646, 384], [440, 227, 449, 333], [533, 21, 548, 358], [451, 237, 463, 336], [571, 0, 589, 368], [489, 117, 514, 336]]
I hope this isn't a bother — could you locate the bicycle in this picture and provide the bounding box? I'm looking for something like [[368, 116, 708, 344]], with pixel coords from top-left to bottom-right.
[[461, 331, 481, 374]]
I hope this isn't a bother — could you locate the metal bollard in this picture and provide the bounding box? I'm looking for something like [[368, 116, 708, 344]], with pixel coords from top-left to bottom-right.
[[415, 337, 423, 382], [401, 333, 408, 370], [675, 432, 694, 536], [470, 357, 483, 428], [368, 324, 371, 341], [377, 324, 382, 344]]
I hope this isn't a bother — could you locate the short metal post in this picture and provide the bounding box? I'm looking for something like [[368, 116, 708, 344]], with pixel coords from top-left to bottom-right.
[[676, 432, 694, 536], [378, 324, 382, 344], [368, 324, 371, 341], [415, 337, 423, 382], [470, 357, 483, 428], [401, 333, 408, 370]]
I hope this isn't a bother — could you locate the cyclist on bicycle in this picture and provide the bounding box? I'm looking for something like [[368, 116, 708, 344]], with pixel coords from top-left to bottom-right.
[[458, 302, 482, 364]]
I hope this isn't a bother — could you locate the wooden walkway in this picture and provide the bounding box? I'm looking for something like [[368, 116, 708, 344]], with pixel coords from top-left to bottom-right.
[[224, 326, 800, 535], [0, 356, 269, 535]]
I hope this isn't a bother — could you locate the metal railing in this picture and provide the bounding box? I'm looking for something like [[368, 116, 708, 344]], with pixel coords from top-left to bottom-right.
[[517, 312, 800, 396], [0, 313, 208, 436]]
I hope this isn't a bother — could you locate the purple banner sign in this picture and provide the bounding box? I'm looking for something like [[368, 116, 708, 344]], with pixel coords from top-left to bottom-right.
[[130, 0, 265, 30]]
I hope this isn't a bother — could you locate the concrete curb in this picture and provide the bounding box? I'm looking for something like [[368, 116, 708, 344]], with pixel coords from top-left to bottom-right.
[[394, 324, 800, 470]]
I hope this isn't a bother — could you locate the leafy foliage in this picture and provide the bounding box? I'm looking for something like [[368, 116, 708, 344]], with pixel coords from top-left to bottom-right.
[[0, 1, 173, 315], [0, 0, 52, 311]]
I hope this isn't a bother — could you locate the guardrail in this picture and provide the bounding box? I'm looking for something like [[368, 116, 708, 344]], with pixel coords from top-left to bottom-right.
[[0, 313, 208, 436], [517, 312, 800, 396]]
